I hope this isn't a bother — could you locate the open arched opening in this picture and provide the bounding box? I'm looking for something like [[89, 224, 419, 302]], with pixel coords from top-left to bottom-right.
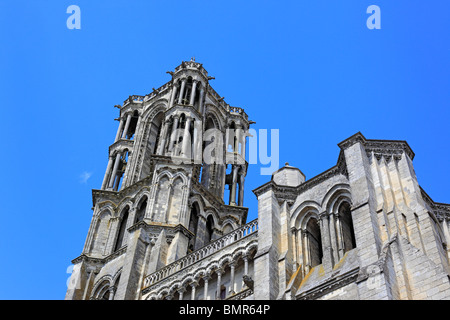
[[187, 202, 200, 253], [125, 110, 139, 140], [306, 217, 322, 268], [114, 207, 129, 251], [134, 196, 148, 224], [205, 215, 215, 244], [149, 112, 164, 154], [338, 202, 356, 253]]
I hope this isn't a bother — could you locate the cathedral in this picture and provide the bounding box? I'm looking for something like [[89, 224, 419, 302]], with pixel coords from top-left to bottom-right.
[[66, 60, 450, 300]]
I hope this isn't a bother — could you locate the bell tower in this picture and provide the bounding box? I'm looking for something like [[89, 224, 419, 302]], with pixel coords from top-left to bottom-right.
[[66, 59, 252, 300]]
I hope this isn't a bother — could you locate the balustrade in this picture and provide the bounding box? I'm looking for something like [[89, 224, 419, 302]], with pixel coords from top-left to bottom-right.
[[143, 219, 258, 288]]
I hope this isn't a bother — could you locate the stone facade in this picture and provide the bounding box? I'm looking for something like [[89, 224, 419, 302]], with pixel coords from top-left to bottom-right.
[[66, 60, 450, 300]]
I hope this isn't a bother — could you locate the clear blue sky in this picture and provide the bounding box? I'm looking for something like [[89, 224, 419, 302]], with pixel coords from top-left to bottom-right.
[[0, 0, 448, 299]]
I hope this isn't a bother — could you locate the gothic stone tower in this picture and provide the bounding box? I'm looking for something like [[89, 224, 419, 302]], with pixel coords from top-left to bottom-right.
[[66, 59, 251, 300], [66, 60, 450, 301]]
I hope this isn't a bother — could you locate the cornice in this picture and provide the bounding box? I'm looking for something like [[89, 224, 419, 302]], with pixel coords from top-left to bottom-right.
[[252, 164, 345, 199], [252, 180, 274, 198], [71, 245, 128, 265], [296, 268, 359, 300], [108, 138, 134, 155], [128, 221, 194, 240], [92, 174, 153, 208], [420, 186, 450, 222], [337, 132, 367, 150], [338, 132, 415, 160], [173, 60, 209, 82], [254, 141, 348, 200]]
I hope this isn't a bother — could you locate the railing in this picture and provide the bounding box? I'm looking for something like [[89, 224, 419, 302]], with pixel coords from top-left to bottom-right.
[[123, 95, 145, 106], [226, 288, 254, 300], [227, 106, 249, 120], [143, 219, 258, 288]]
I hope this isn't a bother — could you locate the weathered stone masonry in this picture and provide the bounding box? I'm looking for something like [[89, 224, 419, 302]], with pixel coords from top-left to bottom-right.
[[66, 60, 450, 300]]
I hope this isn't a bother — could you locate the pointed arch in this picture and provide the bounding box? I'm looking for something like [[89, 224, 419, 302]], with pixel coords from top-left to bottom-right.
[[91, 275, 113, 300], [114, 205, 130, 251], [290, 200, 321, 230], [134, 195, 148, 223], [89, 209, 112, 255], [187, 201, 201, 253], [322, 185, 356, 256], [152, 174, 170, 222], [337, 201, 356, 253], [167, 176, 184, 224]]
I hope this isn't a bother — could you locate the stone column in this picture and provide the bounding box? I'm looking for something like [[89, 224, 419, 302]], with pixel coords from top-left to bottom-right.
[[108, 287, 116, 300], [181, 116, 192, 158], [335, 214, 345, 259], [178, 79, 186, 104], [190, 281, 198, 300], [168, 116, 179, 152], [303, 230, 310, 273], [193, 120, 202, 164], [178, 287, 186, 300], [101, 156, 114, 190], [113, 171, 122, 191], [121, 114, 132, 139], [169, 84, 178, 108], [198, 86, 205, 113], [291, 228, 298, 268], [108, 153, 122, 189], [229, 262, 236, 295], [319, 212, 333, 271], [329, 212, 339, 263], [189, 80, 198, 106], [216, 269, 223, 300], [243, 256, 249, 276], [238, 170, 245, 206], [156, 120, 169, 155], [203, 274, 211, 300], [114, 118, 125, 142], [230, 165, 238, 205], [235, 124, 242, 154]]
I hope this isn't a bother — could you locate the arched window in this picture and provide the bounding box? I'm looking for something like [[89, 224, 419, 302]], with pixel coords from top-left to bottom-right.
[[167, 177, 184, 224], [92, 280, 112, 300], [149, 112, 164, 155], [187, 203, 200, 252], [172, 114, 186, 156], [184, 77, 193, 104], [206, 216, 215, 244], [135, 197, 147, 224], [107, 149, 130, 191], [125, 110, 139, 140], [89, 210, 111, 255], [193, 82, 202, 110], [114, 207, 129, 251], [306, 217, 323, 268], [152, 175, 170, 222], [338, 202, 356, 253]]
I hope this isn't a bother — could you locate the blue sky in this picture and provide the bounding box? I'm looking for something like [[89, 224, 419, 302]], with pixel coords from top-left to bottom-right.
[[0, 1, 448, 299]]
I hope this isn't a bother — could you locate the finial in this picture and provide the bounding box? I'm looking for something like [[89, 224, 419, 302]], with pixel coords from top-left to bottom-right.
[[191, 56, 195, 62], [285, 162, 289, 166]]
